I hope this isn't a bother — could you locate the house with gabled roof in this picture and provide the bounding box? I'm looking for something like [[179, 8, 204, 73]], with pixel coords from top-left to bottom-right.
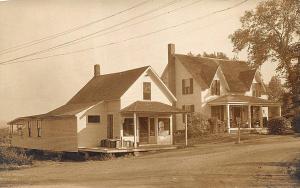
[[8, 65, 184, 152], [161, 44, 281, 133]]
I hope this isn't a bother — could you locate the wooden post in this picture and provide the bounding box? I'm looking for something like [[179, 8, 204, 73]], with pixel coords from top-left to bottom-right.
[[259, 106, 263, 128], [133, 112, 137, 148], [236, 117, 241, 144], [185, 113, 188, 147], [170, 115, 173, 145], [120, 129, 123, 148], [248, 105, 252, 128], [227, 104, 230, 133]]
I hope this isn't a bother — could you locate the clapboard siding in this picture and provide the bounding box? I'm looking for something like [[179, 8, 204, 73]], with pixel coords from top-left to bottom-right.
[[11, 117, 78, 152]]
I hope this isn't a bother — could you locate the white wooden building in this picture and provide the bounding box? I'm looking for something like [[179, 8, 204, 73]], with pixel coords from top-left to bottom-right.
[[161, 44, 281, 133], [8, 65, 184, 152]]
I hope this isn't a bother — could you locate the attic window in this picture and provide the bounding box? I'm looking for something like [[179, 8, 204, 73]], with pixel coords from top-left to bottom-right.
[[252, 83, 262, 97], [143, 82, 151, 100], [88, 115, 100, 123], [182, 78, 193, 95], [211, 80, 220, 95]]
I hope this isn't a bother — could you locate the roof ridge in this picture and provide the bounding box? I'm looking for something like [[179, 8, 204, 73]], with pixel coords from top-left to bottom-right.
[[98, 66, 150, 77]]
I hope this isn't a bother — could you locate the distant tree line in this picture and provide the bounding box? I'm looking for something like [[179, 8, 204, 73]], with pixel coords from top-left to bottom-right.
[[187, 51, 232, 60]]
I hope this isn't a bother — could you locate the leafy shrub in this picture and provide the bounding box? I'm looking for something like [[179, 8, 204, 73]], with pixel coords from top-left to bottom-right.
[[292, 115, 300, 133], [0, 147, 32, 166], [267, 117, 292, 135], [188, 113, 226, 138]]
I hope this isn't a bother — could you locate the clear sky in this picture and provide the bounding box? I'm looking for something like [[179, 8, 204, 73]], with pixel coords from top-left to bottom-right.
[[0, 0, 277, 121]]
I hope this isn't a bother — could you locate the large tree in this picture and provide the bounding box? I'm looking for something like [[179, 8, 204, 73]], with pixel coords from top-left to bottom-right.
[[229, 0, 300, 92]]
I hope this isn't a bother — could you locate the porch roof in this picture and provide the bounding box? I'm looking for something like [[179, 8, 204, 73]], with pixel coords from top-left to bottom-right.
[[121, 101, 185, 114], [207, 95, 281, 106]]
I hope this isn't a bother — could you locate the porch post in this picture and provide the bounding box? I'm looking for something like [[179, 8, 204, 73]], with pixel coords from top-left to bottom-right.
[[133, 112, 137, 148], [170, 114, 173, 145], [259, 106, 263, 128], [248, 105, 252, 128], [278, 105, 282, 116], [226, 104, 230, 132], [185, 113, 188, 147]]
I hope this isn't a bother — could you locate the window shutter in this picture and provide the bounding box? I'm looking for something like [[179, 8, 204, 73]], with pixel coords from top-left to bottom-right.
[[190, 78, 193, 94], [182, 79, 185, 94]]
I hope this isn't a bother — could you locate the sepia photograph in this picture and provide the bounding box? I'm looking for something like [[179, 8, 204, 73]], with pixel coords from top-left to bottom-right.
[[0, 0, 299, 187]]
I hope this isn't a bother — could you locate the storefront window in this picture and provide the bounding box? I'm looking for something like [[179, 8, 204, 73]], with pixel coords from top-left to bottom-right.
[[158, 118, 170, 136], [123, 118, 134, 136]]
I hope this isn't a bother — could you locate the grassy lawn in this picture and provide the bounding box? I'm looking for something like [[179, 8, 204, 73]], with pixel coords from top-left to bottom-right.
[[0, 134, 299, 187]]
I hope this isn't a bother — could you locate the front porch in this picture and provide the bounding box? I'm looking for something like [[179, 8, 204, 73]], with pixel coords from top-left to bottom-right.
[[120, 101, 185, 148], [208, 95, 281, 133]]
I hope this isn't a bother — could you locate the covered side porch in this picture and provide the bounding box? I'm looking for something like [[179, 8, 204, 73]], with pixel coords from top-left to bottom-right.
[[208, 95, 281, 133], [120, 101, 185, 148]]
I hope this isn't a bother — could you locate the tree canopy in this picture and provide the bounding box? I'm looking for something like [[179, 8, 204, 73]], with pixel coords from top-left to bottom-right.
[[229, 0, 299, 75]]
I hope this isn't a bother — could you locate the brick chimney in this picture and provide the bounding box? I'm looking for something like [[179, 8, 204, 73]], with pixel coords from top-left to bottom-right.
[[94, 64, 100, 77], [168, 43, 176, 96]]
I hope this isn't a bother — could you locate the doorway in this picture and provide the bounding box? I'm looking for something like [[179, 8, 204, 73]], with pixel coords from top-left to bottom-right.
[[107, 114, 113, 139], [138, 117, 157, 144], [139, 117, 148, 144]]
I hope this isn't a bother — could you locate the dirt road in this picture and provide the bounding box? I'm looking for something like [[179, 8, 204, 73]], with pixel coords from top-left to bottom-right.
[[1, 135, 299, 187]]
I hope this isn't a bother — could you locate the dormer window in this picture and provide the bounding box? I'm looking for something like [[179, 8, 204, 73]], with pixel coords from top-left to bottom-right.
[[182, 78, 193, 95], [211, 80, 220, 95], [252, 83, 261, 97], [143, 82, 151, 100]]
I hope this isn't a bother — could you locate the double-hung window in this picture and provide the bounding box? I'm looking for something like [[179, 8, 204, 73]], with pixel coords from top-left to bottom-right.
[[211, 80, 220, 95], [252, 83, 262, 97], [182, 78, 193, 95], [143, 82, 151, 100]]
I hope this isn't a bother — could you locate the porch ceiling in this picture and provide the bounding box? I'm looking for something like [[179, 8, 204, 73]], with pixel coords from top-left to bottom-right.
[[120, 101, 185, 114], [207, 95, 281, 106]]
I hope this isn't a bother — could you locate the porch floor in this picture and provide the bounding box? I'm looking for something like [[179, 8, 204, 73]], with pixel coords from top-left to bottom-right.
[[78, 145, 180, 154]]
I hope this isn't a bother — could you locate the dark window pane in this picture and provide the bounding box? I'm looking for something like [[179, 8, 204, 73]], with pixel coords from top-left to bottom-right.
[[123, 118, 134, 136], [143, 82, 151, 100], [88, 115, 100, 123]]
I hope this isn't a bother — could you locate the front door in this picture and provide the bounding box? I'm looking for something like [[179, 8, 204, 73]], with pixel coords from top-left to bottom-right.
[[148, 118, 156, 144], [107, 114, 113, 139], [139, 117, 148, 144]]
